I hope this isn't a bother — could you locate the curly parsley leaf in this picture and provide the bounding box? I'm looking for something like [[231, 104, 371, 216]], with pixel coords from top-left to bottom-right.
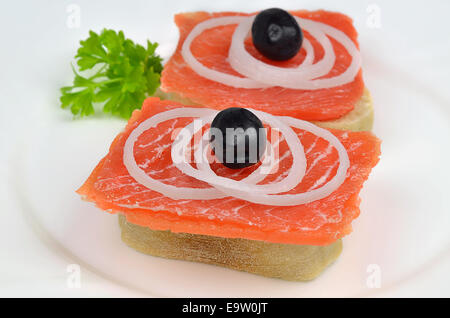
[[60, 29, 163, 119]]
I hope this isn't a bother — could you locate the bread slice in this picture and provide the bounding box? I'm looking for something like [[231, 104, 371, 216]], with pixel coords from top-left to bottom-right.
[[119, 214, 342, 281], [155, 87, 374, 132]]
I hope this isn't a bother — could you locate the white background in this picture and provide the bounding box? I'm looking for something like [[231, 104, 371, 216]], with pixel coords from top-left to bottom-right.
[[0, 0, 449, 297]]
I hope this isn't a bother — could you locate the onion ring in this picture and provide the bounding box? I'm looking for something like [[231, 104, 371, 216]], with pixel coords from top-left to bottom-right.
[[123, 107, 350, 206], [172, 110, 306, 194], [197, 129, 278, 185], [229, 16, 336, 83]]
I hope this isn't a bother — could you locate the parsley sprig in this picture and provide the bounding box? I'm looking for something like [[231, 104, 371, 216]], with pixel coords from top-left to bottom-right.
[[60, 29, 163, 119]]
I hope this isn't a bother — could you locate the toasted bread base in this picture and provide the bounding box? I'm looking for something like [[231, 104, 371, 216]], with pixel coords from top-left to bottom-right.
[[119, 214, 342, 281], [156, 88, 374, 132]]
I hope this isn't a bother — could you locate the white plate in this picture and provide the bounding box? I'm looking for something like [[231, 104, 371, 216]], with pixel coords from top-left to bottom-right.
[[1, 0, 450, 297]]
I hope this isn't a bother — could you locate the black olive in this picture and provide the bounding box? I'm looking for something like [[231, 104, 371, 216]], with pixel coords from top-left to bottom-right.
[[251, 8, 303, 61], [210, 108, 266, 169]]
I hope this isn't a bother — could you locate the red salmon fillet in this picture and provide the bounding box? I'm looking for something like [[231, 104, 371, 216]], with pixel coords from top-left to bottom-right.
[[78, 98, 380, 245], [161, 10, 365, 121]]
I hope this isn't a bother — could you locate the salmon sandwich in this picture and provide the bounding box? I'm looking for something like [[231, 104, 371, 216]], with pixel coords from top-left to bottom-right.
[[159, 8, 374, 132], [78, 97, 381, 281]]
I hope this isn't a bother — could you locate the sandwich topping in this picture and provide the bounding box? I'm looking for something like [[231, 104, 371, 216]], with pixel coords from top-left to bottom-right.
[[181, 9, 361, 90], [123, 106, 349, 206]]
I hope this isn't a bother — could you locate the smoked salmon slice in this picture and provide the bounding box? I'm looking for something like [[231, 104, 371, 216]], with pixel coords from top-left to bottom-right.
[[161, 10, 365, 121], [78, 98, 381, 246]]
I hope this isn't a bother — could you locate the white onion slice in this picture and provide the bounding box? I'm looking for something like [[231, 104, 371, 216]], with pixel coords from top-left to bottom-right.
[[298, 38, 315, 68], [123, 107, 350, 207], [172, 110, 306, 194], [229, 16, 336, 83], [228, 16, 360, 89], [196, 130, 277, 185]]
